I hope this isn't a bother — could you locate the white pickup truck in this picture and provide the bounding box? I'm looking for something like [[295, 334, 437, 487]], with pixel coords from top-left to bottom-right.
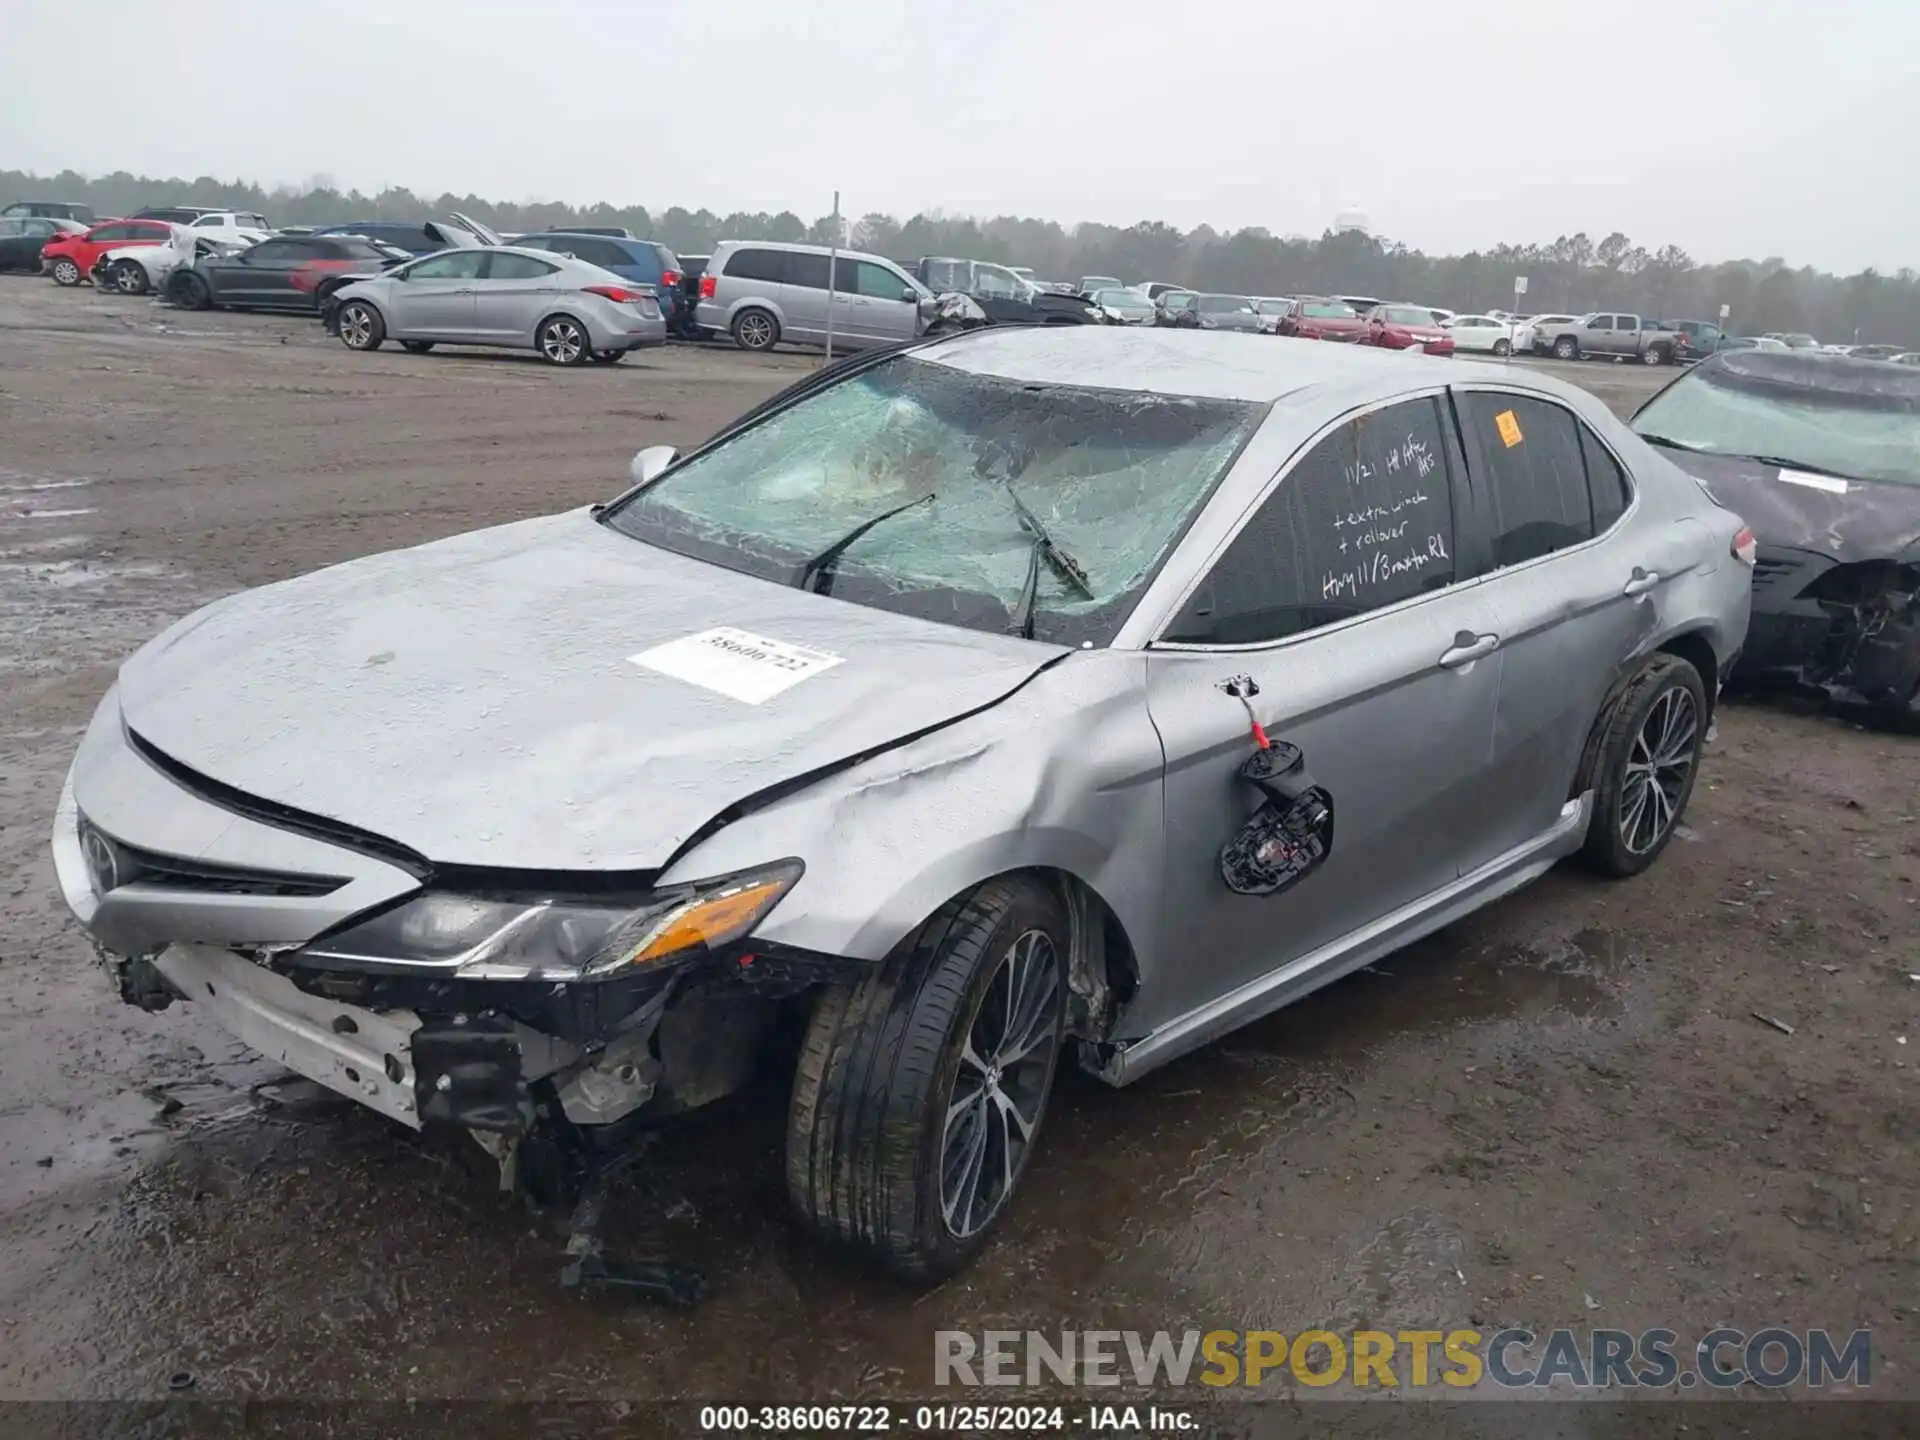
[[1531, 312, 1682, 365]]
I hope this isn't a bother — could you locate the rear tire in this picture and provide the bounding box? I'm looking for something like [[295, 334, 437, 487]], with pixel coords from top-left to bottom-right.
[[1553, 335, 1579, 361], [50, 257, 81, 287], [536, 314, 590, 365], [731, 307, 779, 352], [1492, 338, 1511, 357], [1644, 343, 1671, 365], [787, 877, 1070, 1281], [1578, 654, 1708, 877], [337, 300, 385, 352], [400, 340, 435, 354]]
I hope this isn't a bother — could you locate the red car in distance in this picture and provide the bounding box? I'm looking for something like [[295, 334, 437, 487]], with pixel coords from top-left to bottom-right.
[[39, 218, 172, 286], [1359, 304, 1456, 356], [1277, 296, 1368, 341]]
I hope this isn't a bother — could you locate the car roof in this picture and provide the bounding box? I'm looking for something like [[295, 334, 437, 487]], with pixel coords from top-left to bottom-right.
[[918, 324, 1587, 404], [714, 238, 891, 262]]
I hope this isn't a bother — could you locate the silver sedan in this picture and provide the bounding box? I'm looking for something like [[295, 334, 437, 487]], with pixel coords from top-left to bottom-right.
[[52, 328, 1749, 1280], [329, 245, 667, 365]]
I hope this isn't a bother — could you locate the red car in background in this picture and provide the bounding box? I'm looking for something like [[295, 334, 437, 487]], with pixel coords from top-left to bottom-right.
[[1277, 296, 1368, 341], [39, 219, 171, 286], [1359, 304, 1456, 356]]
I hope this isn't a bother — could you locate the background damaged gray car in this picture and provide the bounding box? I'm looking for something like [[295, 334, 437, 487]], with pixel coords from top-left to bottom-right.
[[53, 328, 1751, 1282], [1632, 350, 1920, 727]]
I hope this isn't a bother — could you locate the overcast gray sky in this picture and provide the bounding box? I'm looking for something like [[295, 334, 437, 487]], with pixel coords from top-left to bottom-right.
[[4, 0, 1913, 273]]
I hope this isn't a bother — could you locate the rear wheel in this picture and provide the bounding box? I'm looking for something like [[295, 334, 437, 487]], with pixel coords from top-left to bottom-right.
[[1492, 338, 1511, 357], [49, 257, 81, 286], [337, 300, 385, 352], [1644, 343, 1671, 365], [1579, 654, 1708, 877], [110, 260, 149, 295], [731, 307, 779, 352], [1553, 335, 1579, 361], [399, 340, 435, 354], [536, 315, 589, 365], [787, 878, 1069, 1280]]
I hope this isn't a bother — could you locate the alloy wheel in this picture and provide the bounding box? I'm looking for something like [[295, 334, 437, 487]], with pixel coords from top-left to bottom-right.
[[340, 305, 374, 349], [542, 319, 584, 363], [114, 264, 144, 294], [1619, 686, 1698, 855], [52, 259, 79, 285], [939, 929, 1062, 1240], [737, 312, 774, 349]]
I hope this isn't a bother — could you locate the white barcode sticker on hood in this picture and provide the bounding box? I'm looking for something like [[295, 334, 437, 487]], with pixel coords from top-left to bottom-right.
[[1775, 469, 1849, 494], [630, 626, 844, 705]]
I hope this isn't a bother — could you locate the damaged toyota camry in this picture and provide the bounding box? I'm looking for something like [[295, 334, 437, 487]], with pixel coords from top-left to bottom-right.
[[1631, 349, 1920, 727], [53, 327, 1751, 1281]]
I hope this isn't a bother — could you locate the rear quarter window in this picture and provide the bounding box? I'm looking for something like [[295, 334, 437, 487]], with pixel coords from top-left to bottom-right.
[[720, 248, 786, 283]]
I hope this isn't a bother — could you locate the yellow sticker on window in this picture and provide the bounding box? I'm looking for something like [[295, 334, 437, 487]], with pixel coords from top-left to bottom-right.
[[1494, 409, 1523, 448]]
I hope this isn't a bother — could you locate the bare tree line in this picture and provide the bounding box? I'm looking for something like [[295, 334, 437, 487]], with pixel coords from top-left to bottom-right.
[[8, 168, 1916, 344]]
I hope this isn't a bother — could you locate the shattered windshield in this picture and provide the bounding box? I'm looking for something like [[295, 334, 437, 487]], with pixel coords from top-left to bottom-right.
[[1633, 363, 1920, 488], [604, 354, 1263, 644]]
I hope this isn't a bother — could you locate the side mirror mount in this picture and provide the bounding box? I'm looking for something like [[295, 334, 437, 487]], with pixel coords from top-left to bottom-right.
[[629, 445, 678, 486], [901, 288, 919, 304]]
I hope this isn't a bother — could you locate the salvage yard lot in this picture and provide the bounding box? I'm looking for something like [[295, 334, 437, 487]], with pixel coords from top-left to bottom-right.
[[1, 276, 1916, 1403]]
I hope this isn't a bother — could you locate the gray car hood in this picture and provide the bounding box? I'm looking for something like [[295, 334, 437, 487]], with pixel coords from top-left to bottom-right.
[[117, 510, 1064, 871]]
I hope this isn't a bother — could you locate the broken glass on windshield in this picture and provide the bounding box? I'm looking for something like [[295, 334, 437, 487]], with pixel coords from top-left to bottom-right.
[[607, 354, 1264, 643]]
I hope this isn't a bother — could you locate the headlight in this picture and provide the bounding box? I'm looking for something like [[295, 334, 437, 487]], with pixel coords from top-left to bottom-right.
[[298, 859, 803, 980]]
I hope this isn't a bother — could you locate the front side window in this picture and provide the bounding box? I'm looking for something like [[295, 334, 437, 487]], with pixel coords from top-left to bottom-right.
[[486, 253, 560, 280], [88, 224, 132, 242], [1456, 394, 1596, 567], [853, 260, 909, 299], [243, 241, 301, 264], [1164, 397, 1460, 645], [404, 251, 487, 281], [604, 355, 1264, 645]]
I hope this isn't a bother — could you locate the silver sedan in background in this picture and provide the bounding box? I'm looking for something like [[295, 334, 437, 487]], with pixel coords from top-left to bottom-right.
[[328, 245, 667, 365]]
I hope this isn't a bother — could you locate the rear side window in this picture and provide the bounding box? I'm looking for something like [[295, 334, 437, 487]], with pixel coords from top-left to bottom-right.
[[131, 223, 171, 240], [784, 251, 831, 289], [544, 237, 629, 269], [721, 247, 786, 283], [1580, 428, 1632, 532], [89, 224, 132, 242], [1165, 396, 1460, 645], [1456, 394, 1596, 567]]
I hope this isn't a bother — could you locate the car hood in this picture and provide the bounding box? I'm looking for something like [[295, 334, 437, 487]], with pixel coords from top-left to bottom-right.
[[1654, 448, 1920, 562], [116, 510, 1066, 872]]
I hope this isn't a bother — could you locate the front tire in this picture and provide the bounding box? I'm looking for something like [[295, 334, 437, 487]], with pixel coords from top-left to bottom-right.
[[337, 300, 385, 351], [1553, 335, 1579, 361], [1492, 338, 1511, 357], [1579, 654, 1708, 877], [731, 307, 779, 352], [787, 878, 1070, 1281], [537, 314, 589, 365], [111, 260, 149, 295], [170, 271, 212, 311], [50, 257, 81, 287]]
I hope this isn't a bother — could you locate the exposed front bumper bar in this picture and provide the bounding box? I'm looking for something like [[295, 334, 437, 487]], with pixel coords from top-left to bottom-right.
[[153, 943, 425, 1128]]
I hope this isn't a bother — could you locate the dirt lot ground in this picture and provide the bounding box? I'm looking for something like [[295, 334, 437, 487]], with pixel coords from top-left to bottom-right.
[[1, 278, 1915, 1416]]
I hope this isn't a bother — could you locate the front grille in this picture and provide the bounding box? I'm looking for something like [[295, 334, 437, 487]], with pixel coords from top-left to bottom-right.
[[78, 815, 346, 897]]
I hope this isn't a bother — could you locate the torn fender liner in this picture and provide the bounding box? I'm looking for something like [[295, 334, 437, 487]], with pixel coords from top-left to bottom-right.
[[1220, 743, 1335, 897]]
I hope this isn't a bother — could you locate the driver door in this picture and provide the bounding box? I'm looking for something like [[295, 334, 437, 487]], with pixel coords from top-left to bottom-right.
[[1137, 392, 1509, 1036], [385, 250, 487, 339]]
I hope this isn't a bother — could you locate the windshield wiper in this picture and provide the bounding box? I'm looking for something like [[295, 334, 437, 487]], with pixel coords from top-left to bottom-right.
[[1004, 484, 1094, 639], [1637, 433, 1712, 454], [793, 493, 935, 595], [1745, 455, 1859, 481]]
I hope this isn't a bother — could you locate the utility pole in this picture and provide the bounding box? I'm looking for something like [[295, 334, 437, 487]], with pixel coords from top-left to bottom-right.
[[824, 190, 841, 365]]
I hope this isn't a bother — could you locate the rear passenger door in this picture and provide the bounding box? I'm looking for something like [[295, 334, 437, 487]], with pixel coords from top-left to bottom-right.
[[778, 250, 831, 343], [1449, 387, 1697, 852], [470, 251, 563, 341], [1141, 393, 1510, 1033]]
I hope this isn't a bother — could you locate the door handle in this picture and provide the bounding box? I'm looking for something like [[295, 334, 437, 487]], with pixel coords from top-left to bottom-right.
[[1439, 632, 1499, 669], [1622, 568, 1661, 597]]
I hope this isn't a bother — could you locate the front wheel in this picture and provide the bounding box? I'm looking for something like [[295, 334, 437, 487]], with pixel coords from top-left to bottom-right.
[[49, 257, 81, 287], [787, 878, 1069, 1281], [1492, 338, 1511, 357], [537, 315, 589, 365], [1553, 336, 1579, 361], [1643, 343, 1671, 366], [111, 260, 149, 295], [1579, 654, 1708, 877], [337, 300, 385, 351], [170, 271, 212, 311]]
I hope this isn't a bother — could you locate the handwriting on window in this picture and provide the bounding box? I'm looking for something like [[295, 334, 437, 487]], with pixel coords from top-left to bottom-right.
[[1320, 430, 1450, 603]]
